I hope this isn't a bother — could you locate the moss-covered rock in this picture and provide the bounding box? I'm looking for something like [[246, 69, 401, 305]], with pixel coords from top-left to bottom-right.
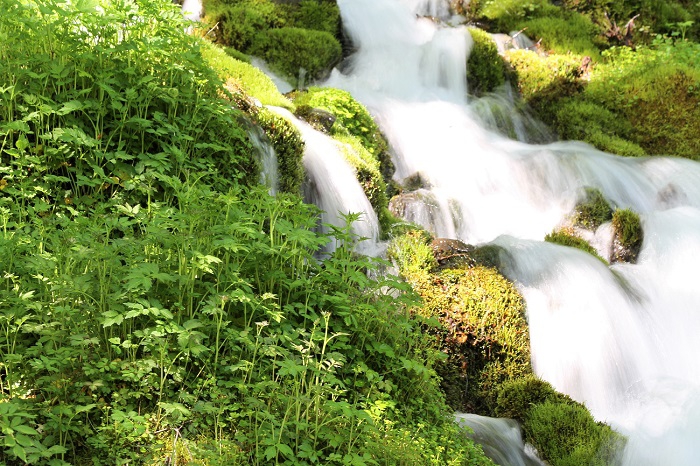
[[254, 108, 305, 195], [611, 208, 643, 263], [200, 41, 293, 108], [467, 28, 507, 96], [293, 87, 394, 180], [504, 49, 585, 115], [545, 229, 608, 264], [389, 232, 530, 413], [573, 187, 614, 230], [249, 27, 342, 85]]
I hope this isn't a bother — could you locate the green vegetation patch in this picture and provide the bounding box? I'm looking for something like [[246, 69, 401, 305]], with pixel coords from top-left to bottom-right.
[[467, 27, 507, 96], [476, 0, 563, 33], [249, 27, 342, 85], [574, 188, 614, 230], [254, 108, 306, 195], [545, 230, 608, 264], [496, 376, 625, 466], [611, 208, 644, 263], [200, 41, 292, 108], [520, 13, 602, 57]]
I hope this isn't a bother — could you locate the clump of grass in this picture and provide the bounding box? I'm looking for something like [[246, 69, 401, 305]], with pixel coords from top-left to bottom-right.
[[573, 188, 614, 230], [467, 27, 507, 96], [611, 208, 644, 263], [545, 230, 608, 264]]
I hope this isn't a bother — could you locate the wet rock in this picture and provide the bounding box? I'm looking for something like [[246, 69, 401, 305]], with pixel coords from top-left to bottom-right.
[[294, 106, 336, 133]]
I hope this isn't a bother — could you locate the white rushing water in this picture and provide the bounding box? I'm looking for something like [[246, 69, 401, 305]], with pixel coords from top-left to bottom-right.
[[325, 0, 700, 463], [268, 107, 380, 254]]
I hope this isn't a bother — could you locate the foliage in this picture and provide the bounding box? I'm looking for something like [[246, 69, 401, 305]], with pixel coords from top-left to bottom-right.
[[611, 208, 644, 263], [200, 42, 292, 108], [573, 187, 614, 230], [253, 108, 306, 195], [0, 0, 495, 464], [467, 28, 507, 96], [544, 230, 608, 264], [249, 27, 342, 86]]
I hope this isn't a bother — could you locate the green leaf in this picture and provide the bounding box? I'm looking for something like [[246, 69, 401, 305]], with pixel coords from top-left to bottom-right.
[[13, 425, 38, 436], [264, 445, 277, 461]]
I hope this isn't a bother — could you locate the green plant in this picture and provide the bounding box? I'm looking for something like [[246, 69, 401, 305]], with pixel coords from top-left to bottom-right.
[[520, 13, 602, 57], [249, 27, 342, 85], [476, 0, 563, 32]]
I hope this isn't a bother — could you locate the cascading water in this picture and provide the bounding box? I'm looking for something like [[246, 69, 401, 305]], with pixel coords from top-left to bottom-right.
[[268, 107, 380, 254], [326, 0, 700, 463]]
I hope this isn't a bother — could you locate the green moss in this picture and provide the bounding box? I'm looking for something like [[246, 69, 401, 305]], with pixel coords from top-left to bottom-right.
[[249, 27, 342, 85], [467, 28, 507, 96], [200, 42, 292, 108], [281, 0, 341, 35], [520, 13, 602, 58], [335, 134, 388, 216], [505, 49, 584, 114], [611, 208, 643, 263], [585, 43, 700, 158], [553, 99, 645, 156], [476, 0, 563, 33], [525, 401, 624, 466], [574, 188, 614, 230], [391, 236, 531, 413], [294, 88, 390, 164], [254, 108, 305, 195], [545, 230, 608, 264], [209, 2, 283, 51]]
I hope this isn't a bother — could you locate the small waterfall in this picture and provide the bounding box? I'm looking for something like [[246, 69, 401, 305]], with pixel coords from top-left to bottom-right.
[[456, 413, 546, 466], [268, 107, 380, 253], [248, 125, 279, 195], [330, 0, 700, 463]]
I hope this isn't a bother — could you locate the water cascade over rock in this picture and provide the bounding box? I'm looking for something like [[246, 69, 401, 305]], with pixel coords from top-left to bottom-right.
[[324, 0, 700, 463]]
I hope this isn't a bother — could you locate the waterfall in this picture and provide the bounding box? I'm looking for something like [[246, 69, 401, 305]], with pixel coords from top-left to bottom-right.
[[327, 0, 700, 463], [268, 107, 380, 254], [247, 125, 279, 195]]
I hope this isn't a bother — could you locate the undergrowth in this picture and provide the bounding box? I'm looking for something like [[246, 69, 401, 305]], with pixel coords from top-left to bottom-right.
[[0, 0, 494, 464]]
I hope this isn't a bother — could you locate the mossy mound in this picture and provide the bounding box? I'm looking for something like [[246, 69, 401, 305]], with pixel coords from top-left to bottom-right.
[[545, 229, 608, 264], [249, 27, 342, 85], [293, 87, 393, 180], [204, 0, 342, 86], [574, 188, 614, 230], [253, 108, 305, 195], [611, 208, 644, 263], [467, 28, 507, 96], [200, 41, 292, 108], [496, 376, 625, 466], [388, 232, 531, 413]]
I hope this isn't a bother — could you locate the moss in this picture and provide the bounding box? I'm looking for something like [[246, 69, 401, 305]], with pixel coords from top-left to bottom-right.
[[504, 49, 584, 117], [611, 208, 643, 263], [552, 99, 646, 156], [545, 230, 608, 264], [200, 42, 292, 108], [496, 376, 624, 466], [525, 401, 624, 466], [249, 27, 342, 85], [476, 0, 563, 33], [254, 108, 305, 195], [334, 134, 388, 217], [280, 0, 341, 36], [391, 234, 531, 413], [573, 187, 614, 230], [209, 2, 283, 51], [467, 28, 507, 96], [293, 88, 393, 180], [519, 13, 603, 58]]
